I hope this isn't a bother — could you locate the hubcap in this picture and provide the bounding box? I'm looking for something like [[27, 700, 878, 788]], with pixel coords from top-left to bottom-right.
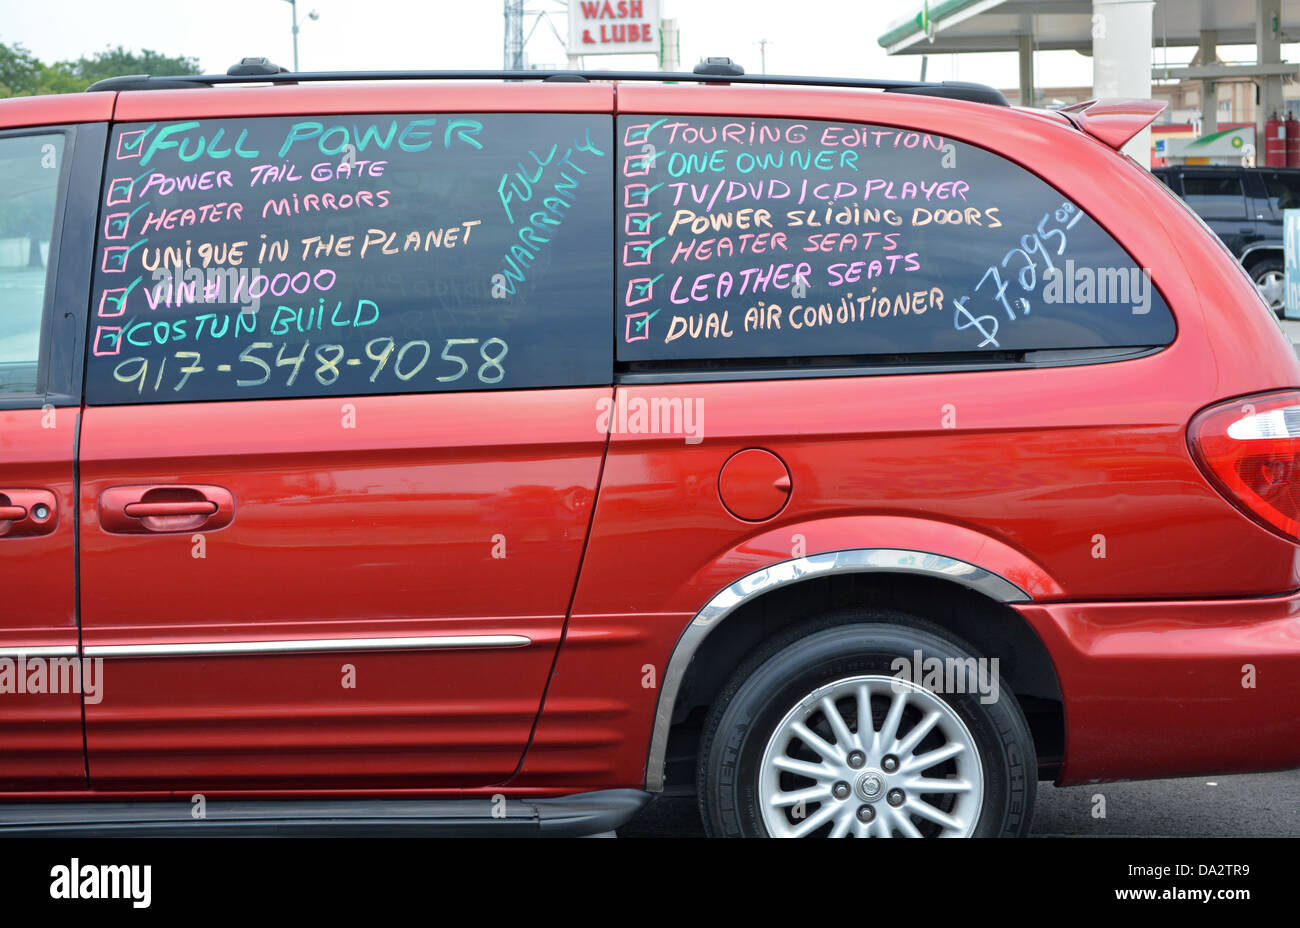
[[1256, 269, 1284, 313], [757, 674, 984, 837]]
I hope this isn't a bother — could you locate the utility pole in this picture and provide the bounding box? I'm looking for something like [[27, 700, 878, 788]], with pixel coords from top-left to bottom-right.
[[504, 0, 525, 69], [280, 0, 318, 71], [282, 0, 300, 71], [757, 38, 769, 74]]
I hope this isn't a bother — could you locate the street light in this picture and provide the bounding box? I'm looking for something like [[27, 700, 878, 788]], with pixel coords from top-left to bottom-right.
[[280, 0, 320, 71]]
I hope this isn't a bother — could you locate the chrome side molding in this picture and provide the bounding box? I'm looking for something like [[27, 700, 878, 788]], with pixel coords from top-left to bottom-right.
[[0, 645, 79, 659], [83, 634, 532, 658]]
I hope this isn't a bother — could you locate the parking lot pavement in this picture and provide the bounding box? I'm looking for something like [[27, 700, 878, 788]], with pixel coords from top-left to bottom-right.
[[619, 770, 1300, 837]]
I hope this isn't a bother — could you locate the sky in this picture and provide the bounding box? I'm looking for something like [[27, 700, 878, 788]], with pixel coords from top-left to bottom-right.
[[0, 0, 1279, 91]]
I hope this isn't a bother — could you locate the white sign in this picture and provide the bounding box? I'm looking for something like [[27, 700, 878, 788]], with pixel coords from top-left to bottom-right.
[[569, 0, 660, 56], [1165, 126, 1255, 165], [1284, 208, 1300, 319]]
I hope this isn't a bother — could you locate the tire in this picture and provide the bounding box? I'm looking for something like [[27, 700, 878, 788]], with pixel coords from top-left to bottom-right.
[[1248, 256, 1285, 317], [697, 610, 1036, 837]]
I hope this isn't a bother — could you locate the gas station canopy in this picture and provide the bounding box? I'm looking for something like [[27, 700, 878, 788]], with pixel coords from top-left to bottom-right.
[[880, 0, 1300, 55]]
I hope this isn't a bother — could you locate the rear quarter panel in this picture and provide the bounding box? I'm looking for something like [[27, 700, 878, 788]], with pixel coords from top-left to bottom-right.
[[520, 86, 1300, 789]]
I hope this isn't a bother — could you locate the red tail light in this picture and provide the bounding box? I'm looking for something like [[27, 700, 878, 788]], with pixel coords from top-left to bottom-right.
[[1190, 390, 1300, 542]]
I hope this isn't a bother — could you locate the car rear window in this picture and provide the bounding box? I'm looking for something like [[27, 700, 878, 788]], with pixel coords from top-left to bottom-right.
[[615, 115, 1174, 364], [85, 113, 613, 404]]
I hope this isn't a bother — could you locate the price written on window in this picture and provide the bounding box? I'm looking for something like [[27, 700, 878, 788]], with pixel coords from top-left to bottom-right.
[[112, 336, 509, 394], [952, 202, 1083, 348]]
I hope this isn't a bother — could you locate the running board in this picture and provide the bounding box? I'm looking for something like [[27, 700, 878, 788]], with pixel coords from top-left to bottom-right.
[[0, 789, 651, 837]]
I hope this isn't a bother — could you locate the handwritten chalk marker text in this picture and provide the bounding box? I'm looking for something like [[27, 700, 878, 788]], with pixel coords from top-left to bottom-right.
[[136, 118, 484, 167], [494, 129, 606, 294], [668, 262, 815, 303]]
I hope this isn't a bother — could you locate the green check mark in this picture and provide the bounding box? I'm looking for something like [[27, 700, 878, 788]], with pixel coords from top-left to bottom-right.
[[105, 276, 143, 308], [105, 237, 149, 269], [634, 237, 665, 260], [108, 201, 151, 235], [634, 274, 663, 297], [628, 118, 668, 144]]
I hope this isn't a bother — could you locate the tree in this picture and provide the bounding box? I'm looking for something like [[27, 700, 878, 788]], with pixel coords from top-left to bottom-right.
[[0, 41, 46, 97], [0, 41, 201, 98], [65, 45, 202, 85]]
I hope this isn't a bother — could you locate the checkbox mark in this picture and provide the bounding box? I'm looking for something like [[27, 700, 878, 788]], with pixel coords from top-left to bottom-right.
[[624, 310, 659, 342], [624, 184, 649, 208], [624, 182, 664, 208], [626, 211, 662, 235], [106, 177, 135, 206], [625, 274, 663, 307], [623, 118, 667, 147], [107, 170, 151, 206], [98, 277, 142, 317], [623, 236, 665, 266], [103, 213, 130, 241], [103, 201, 152, 240], [623, 154, 652, 177], [115, 128, 150, 160], [92, 325, 124, 356], [101, 237, 148, 273]]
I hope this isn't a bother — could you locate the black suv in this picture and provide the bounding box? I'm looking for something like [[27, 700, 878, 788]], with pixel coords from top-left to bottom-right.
[[1154, 164, 1300, 315]]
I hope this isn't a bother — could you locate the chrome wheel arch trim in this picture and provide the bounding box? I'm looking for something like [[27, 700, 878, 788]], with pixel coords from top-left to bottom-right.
[[643, 548, 1031, 792]]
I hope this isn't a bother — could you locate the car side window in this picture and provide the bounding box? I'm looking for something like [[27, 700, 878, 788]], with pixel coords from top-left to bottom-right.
[[0, 131, 66, 396], [1261, 171, 1300, 214], [84, 113, 613, 404], [1181, 173, 1249, 220], [615, 115, 1174, 364]]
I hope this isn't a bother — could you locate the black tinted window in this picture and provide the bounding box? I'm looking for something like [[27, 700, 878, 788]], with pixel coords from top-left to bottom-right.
[[1261, 170, 1300, 213], [615, 116, 1173, 363], [86, 113, 613, 403], [1181, 173, 1248, 219]]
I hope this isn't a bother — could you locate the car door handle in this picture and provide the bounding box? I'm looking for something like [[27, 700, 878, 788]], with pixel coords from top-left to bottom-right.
[[99, 485, 234, 534], [123, 500, 218, 518], [0, 490, 57, 538]]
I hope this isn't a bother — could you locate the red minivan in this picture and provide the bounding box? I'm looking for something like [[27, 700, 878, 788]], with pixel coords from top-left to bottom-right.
[[1, 61, 1298, 837]]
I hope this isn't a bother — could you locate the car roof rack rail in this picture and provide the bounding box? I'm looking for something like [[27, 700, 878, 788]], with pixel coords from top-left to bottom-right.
[[87, 63, 1009, 106]]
